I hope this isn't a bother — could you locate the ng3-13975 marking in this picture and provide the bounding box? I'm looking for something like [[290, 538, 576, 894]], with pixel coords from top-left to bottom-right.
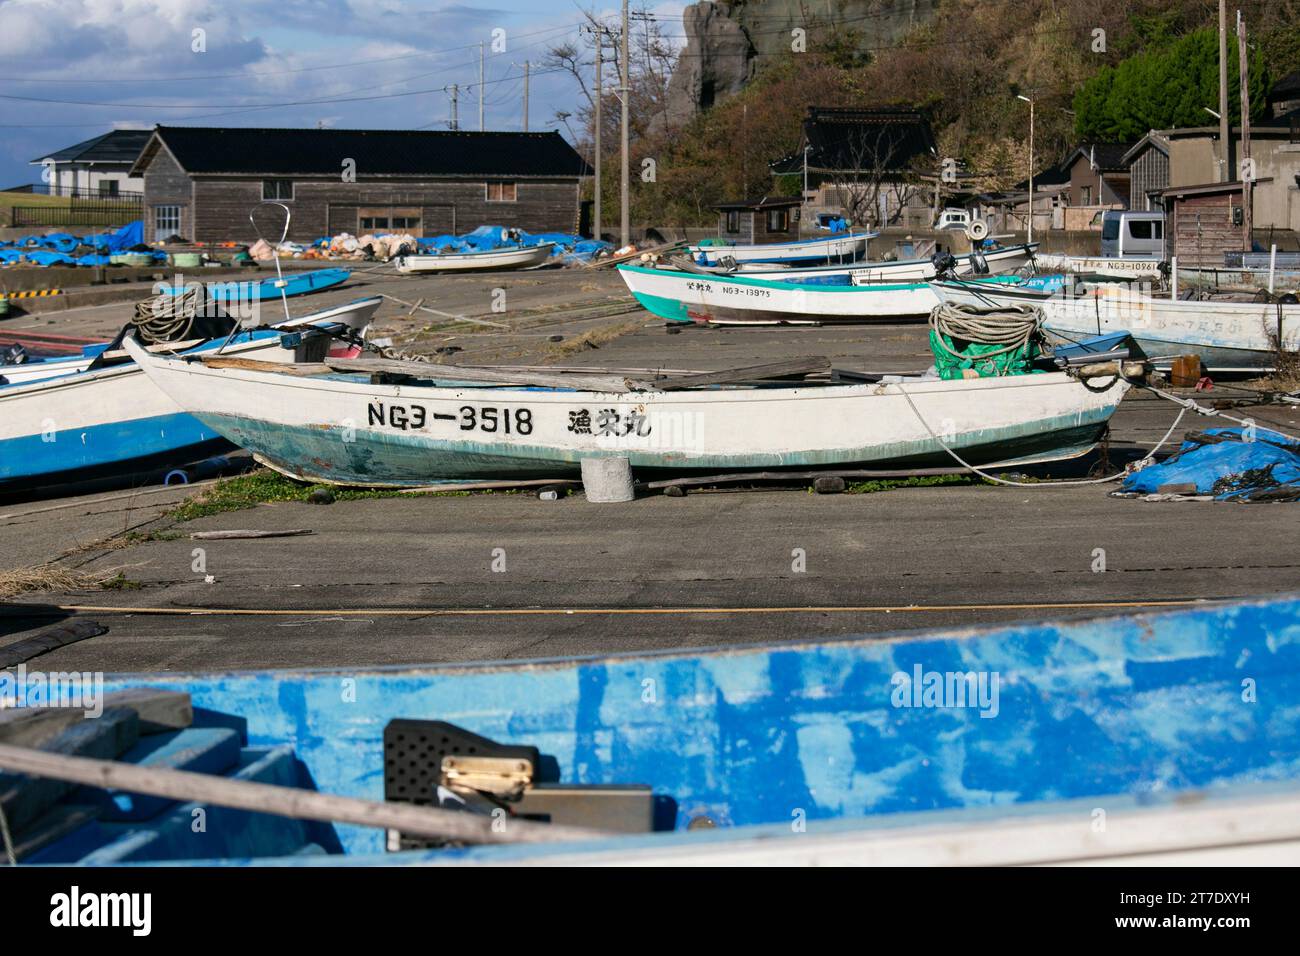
[[368, 401, 533, 435]]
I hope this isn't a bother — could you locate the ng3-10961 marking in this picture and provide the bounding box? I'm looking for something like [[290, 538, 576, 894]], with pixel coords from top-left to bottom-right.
[[368, 401, 533, 435]]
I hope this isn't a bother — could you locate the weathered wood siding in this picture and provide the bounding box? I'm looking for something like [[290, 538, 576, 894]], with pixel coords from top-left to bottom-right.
[[185, 177, 581, 243], [141, 148, 191, 243], [1170, 189, 1245, 267], [1130, 149, 1169, 210], [750, 208, 797, 244]]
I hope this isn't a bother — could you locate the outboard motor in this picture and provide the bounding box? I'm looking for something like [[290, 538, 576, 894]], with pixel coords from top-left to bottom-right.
[[968, 250, 990, 275], [930, 250, 959, 278], [0, 343, 28, 367]]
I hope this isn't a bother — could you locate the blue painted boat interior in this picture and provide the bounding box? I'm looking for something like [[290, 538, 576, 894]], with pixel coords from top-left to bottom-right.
[[14, 594, 1300, 864]]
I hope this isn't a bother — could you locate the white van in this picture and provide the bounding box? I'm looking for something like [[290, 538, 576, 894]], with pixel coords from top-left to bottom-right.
[[1100, 210, 1165, 258]]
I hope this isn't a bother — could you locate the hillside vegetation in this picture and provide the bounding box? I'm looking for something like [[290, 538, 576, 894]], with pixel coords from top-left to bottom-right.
[[621, 0, 1298, 227]]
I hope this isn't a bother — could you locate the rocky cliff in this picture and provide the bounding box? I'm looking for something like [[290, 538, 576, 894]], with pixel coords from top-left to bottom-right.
[[657, 0, 940, 129]]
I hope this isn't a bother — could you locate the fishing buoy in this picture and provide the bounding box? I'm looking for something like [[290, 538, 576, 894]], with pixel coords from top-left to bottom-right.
[[580, 457, 635, 503]]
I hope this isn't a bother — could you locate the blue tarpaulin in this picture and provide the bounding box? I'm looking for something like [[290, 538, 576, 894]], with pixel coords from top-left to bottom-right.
[[0, 220, 144, 265], [1121, 427, 1300, 501]]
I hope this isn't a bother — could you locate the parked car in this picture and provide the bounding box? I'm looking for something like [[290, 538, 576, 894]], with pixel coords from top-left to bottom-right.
[[934, 208, 971, 231], [1100, 210, 1165, 258]]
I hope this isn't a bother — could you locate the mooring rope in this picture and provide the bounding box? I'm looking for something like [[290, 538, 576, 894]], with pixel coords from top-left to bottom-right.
[[131, 285, 203, 345], [928, 302, 1042, 367]]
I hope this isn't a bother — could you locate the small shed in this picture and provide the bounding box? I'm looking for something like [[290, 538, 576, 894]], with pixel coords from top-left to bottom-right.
[[1162, 180, 1271, 266], [713, 197, 802, 244]]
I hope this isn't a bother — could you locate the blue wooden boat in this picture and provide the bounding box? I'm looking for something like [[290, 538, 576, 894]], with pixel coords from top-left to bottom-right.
[[159, 268, 351, 303], [5, 594, 1300, 864]]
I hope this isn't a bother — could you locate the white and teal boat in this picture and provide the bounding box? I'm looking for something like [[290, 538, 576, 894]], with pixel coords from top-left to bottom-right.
[[688, 232, 872, 266], [618, 263, 1065, 325]]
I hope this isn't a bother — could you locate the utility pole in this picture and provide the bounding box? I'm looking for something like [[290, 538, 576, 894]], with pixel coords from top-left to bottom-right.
[[479, 41, 485, 132], [619, 0, 630, 248], [522, 61, 530, 132], [1017, 94, 1034, 245], [594, 29, 603, 242], [1237, 9, 1252, 251], [449, 84, 459, 131], [1218, 0, 1230, 181]]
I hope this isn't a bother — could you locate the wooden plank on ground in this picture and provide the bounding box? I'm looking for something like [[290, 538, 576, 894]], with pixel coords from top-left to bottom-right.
[[325, 356, 641, 392], [190, 529, 314, 540], [0, 620, 106, 668], [648, 357, 832, 390]]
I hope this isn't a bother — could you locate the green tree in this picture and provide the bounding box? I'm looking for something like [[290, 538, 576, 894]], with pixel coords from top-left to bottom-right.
[[1074, 27, 1270, 141]]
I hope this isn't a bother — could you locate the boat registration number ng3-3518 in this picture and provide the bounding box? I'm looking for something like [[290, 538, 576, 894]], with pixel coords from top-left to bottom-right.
[[368, 401, 534, 435], [365, 401, 660, 440]]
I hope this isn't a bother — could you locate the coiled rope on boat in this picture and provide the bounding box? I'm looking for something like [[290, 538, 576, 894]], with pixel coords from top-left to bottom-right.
[[928, 301, 1042, 365], [131, 285, 203, 345]]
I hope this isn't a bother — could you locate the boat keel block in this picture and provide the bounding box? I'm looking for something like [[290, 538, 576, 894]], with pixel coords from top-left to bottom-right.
[[581, 456, 635, 503]]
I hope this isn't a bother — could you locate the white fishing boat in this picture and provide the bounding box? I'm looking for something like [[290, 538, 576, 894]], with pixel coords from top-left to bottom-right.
[[1033, 252, 1163, 279], [0, 298, 379, 489], [688, 233, 872, 266], [618, 263, 1061, 325], [933, 278, 1299, 372], [394, 242, 556, 274], [713, 242, 1040, 284], [124, 336, 1133, 487]]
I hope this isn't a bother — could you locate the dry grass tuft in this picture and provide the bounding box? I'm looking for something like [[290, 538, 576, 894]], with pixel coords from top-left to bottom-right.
[[0, 564, 121, 600], [545, 321, 642, 357]]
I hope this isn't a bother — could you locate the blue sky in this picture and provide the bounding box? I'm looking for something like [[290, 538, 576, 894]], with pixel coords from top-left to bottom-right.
[[0, 0, 686, 186]]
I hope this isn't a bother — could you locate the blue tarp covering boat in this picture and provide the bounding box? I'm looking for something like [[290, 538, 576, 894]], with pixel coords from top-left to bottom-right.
[[0, 220, 149, 265], [6, 594, 1300, 864]]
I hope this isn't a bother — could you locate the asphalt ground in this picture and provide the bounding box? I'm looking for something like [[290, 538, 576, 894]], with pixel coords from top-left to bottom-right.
[[3, 264, 1299, 673]]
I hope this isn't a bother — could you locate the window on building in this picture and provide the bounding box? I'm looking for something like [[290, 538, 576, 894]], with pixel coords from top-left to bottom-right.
[[486, 182, 517, 202], [98, 180, 119, 198], [153, 205, 180, 237], [1081, 185, 1092, 205], [360, 217, 390, 231], [766, 209, 790, 232], [724, 211, 740, 233], [262, 179, 294, 201], [391, 216, 421, 231]]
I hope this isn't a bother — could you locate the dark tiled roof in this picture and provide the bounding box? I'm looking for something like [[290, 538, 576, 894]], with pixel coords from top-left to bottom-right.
[[771, 108, 936, 175], [1271, 70, 1300, 98], [713, 196, 803, 210], [1064, 142, 1137, 173], [31, 128, 151, 165], [139, 126, 592, 177]]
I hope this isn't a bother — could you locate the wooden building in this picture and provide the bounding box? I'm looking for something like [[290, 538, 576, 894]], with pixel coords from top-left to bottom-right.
[[130, 126, 592, 244], [1163, 181, 1258, 267], [1122, 132, 1171, 211], [713, 197, 801, 244], [1062, 143, 1134, 208], [770, 108, 938, 230]]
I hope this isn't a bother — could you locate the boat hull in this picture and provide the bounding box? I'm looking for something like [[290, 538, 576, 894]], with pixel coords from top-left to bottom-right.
[[125, 338, 1129, 486], [723, 243, 1039, 283], [0, 300, 380, 488], [394, 243, 556, 274], [689, 233, 870, 265], [1033, 252, 1163, 278]]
